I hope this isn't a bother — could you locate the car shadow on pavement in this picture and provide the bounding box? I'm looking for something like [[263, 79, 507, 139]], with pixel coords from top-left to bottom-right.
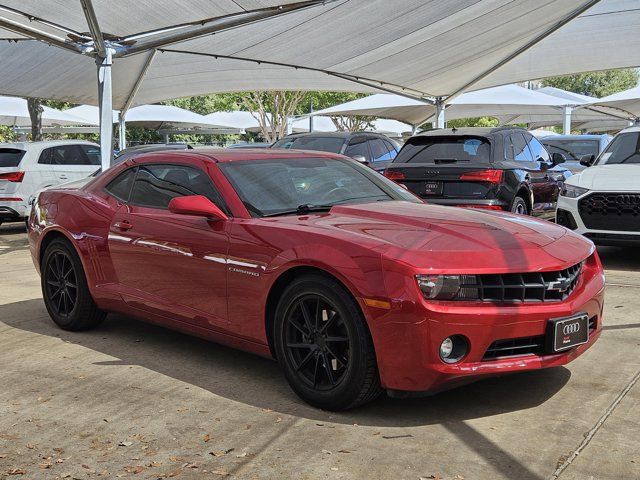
[[1, 298, 570, 428]]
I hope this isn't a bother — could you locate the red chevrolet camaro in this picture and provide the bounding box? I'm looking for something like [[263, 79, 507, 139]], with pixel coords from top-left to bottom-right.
[[28, 149, 605, 410]]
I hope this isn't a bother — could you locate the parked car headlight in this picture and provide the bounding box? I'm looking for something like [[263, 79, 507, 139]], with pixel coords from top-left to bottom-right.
[[560, 184, 589, 198], [416, 274, 479, 300]]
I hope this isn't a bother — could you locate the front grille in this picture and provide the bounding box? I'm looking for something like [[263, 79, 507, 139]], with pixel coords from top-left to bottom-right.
[[579, 193, 640, 231], [482, 315, 597, 361], [483, 336, 545, 360], [457, 262, 583, 303]]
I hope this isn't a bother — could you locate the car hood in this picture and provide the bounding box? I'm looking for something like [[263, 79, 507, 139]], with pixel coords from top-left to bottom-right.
[[567, 164, 640, 191], [271, 201, 592, 272]]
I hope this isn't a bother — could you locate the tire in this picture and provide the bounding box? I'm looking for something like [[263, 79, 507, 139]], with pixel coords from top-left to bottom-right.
[[510, 196, 528, 215], [41, 238, 106, 331], [273, 273, 382, 410]]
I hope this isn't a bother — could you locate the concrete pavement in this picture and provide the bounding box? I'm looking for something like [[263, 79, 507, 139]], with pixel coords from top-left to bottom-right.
[[0, 222, 638, 479]]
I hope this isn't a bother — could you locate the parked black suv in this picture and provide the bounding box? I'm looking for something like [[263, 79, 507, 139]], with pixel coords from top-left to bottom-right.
[[383, 127, 568, 218], [272, 132, 400, 172]]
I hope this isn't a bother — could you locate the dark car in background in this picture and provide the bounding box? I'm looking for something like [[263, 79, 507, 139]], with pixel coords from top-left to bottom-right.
[[383, 127, 568, 219], [540, 134, 612, 173], [272, 132, 400, 172]]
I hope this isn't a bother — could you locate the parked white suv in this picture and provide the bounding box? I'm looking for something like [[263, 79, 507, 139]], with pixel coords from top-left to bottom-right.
[[0, 140, 100, 226], [556, 126, 640, 245]]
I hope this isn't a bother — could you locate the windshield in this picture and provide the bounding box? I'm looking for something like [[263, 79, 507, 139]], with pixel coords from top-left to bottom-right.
[[596, 132, 640, 165], [272, 136, 345, 153], [542, 139, 600, 162], [219, 157, 419, 217], [0, 148, 26, 168], [394, 136, 491, 164]]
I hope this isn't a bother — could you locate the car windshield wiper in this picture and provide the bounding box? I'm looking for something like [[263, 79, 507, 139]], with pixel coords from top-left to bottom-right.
[[262, 203, 334, 217]]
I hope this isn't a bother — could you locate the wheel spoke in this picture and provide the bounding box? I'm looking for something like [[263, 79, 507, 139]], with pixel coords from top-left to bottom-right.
[[50, 287, 62, 300], [286, 342, 313, 350], [321, 352, 336, 386], [298, 301, 314, 333], [314, 296, 321, 331], [325, 336, 349, 343], [325, 344, 348, 367], [296, 350, 315, 372], [289, 318, 308, 336], [312, 355, 321, 388], [319, 310, 337, 333]]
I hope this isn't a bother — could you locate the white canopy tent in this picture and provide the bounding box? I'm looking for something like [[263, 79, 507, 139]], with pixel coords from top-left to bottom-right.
[[291, 115, 412, 138], [0, 95, 95, 127], [1, 0, 639, 169], [585, 86, 640, 120]]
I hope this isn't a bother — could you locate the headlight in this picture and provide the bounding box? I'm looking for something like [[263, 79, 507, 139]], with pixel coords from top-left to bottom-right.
[[560, 184, 589, 198], [416, 274, 479, 301]]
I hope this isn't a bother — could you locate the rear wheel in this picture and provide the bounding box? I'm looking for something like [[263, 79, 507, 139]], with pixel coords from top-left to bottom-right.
[[41, 238, 106, 331], [510, 196, 528, 215], [273, 274, 382, 410]]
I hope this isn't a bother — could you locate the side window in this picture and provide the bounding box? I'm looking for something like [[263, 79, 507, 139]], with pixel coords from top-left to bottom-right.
[[369, 139, 394, 162], [130, 164, 226, 211], [512, 134, 534, 162], [344, 139, 370, 160], [38, 148, 53, 165], [105, 167, 137, 202], [527, 136, 550, 162], [382, 139, 398, 160], [81, 145, 102, 165]]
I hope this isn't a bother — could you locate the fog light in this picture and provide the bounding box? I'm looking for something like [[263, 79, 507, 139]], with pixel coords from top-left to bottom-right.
[[439, 335, 468, 364]]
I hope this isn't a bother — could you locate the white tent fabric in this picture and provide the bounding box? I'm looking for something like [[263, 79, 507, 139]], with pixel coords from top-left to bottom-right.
[[67, 104, 238, 130], [586, 86, 640, 119], [536, 87, 596, 105], [1, 0, 639, 107], [0, 95, 96, 127], [290, 116, 411, 137], [205, 111, 263, 133]]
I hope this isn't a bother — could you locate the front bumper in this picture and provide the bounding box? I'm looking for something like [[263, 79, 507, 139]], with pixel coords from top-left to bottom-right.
[[365, 254, 605, 393], [557, 193, 640, 245]]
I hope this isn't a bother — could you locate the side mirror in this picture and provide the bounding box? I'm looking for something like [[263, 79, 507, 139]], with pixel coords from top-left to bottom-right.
[[351, 155, 369, 165], [551, 152, 566, 166], [579, 154, 595, 167], [168, 195, 228, 221]]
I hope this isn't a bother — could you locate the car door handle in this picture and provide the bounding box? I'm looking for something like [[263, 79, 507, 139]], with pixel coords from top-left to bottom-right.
[[58, 175, 68, 180], [114, 221, 133, 231]]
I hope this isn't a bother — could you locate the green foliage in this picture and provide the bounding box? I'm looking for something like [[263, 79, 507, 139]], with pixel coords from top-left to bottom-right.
[[541, 68, 639, 98], [446, 116, 499, 128], [0, 125, 17, 143], [164, 94, 240, 115]]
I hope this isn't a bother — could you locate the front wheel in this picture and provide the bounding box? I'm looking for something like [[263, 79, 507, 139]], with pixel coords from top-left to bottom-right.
[[273, 274, 382, 410], [41, 238, 106, 331], [510, 196, 528, 215]]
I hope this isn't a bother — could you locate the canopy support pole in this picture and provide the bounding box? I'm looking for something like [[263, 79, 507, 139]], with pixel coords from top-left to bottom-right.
[[97, 48, 115, 170], [118, 114, 126, 151], [563, 106, 572, 134], [435, 98, 445, 129]]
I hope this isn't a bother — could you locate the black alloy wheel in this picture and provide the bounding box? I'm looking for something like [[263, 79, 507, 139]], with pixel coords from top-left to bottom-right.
[[41, 238, 106, 331], [284, 293, 351, 390], [274, 274, 382, 410]]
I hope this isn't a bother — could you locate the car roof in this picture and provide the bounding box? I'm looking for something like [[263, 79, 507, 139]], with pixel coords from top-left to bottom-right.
[[277, 131, 388, 140], [0, 140, 99, 150], [619, 126, 640, 134], [413, 126, 526, 138], [540, 134, 607, 140], [133, 148, 344, 164]]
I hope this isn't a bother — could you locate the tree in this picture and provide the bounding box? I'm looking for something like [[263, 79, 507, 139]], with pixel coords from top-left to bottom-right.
[[330, 115, 375, 132], [240, 91, 307, 142], [27, 98, 43, 141], [540, 68, 639, 98]]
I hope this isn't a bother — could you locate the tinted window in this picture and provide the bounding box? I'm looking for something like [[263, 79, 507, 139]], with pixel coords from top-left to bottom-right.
[[596, 132, 640, 165], [527, 136, 550, 162], [0, 148, 26, 167], [272, 136, 345, 153], [511, 134, 534, 162], [542, 139, 600, 161], [395, 136, 491, 164], [81, 145, 101, 165], [344, 139, 370, 160], [39, 145, 99, 165], [369, 139, 395, 162], [130, 164, 224, 210], [219, 157, 418, 217], [382, 139, 399, 160], [105, 167, 137, 202]]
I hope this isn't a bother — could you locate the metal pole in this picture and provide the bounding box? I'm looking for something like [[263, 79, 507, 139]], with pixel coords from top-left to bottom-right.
[[118, 113, 126, 151], [309, 98, 314, 132], [563, 106, 572, 135], [435, 98, 445, 129], [97, 48, 114, 171]]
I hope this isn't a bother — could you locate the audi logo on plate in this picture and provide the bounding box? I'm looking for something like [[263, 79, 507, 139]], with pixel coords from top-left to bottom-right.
[[563, 322, 580, 335]]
